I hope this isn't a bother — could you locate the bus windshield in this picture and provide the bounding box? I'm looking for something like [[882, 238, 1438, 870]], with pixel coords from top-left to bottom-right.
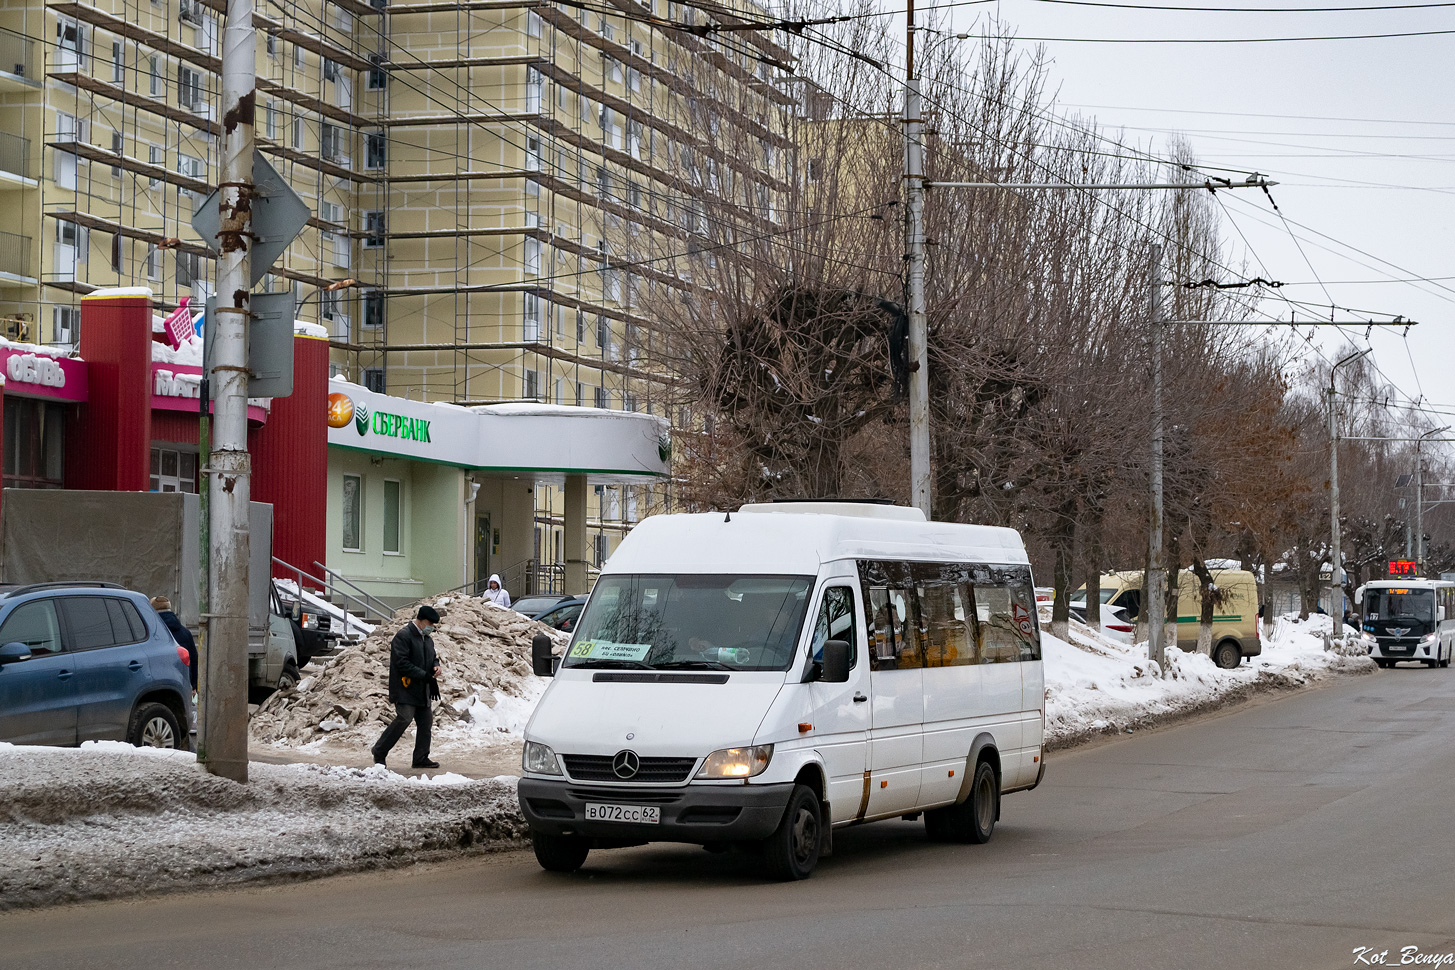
[[1365, 588, 1436, 623], [563, 574, 813, 672]]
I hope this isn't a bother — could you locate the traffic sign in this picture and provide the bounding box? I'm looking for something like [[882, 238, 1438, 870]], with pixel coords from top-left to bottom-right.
[[191, 151, 310, 288], [203, 290, 296, 398]]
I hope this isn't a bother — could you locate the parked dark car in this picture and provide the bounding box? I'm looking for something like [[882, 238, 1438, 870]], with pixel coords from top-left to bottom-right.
[[0, 583, 195, 749], [534, 597, 586, 633], [510, 594, 576, 618]]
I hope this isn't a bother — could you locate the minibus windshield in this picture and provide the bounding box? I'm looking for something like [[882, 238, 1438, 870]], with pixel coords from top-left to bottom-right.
[[563, 574, 813, 672], [1365, 587, 1436, 623]]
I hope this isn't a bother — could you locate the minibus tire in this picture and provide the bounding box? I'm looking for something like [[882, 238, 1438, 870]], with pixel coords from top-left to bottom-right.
[[925, 761, 998, 844], [531, 831, 589, 873], [761, 784, 821, 881]]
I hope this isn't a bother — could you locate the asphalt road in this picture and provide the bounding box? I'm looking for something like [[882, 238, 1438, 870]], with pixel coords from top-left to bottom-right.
[[6, 665, 1455, 970]]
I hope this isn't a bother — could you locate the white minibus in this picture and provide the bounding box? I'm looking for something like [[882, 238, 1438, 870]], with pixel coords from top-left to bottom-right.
[[1355, 579, 1455, 669], [518, 502, 1046, 880]]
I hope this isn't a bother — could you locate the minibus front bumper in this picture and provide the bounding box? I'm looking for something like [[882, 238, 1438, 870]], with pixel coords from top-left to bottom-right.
[[518, 777, 795, 844]]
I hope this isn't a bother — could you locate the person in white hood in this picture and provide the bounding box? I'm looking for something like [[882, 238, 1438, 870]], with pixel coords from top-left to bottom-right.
[[481, 574, 511, 608]]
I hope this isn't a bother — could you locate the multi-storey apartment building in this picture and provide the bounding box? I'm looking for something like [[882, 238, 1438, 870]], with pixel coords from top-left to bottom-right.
[[0, 0, 792, 593]]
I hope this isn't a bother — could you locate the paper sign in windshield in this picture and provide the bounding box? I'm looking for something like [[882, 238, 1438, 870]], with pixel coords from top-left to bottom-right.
[[568, 639, 652, 662]]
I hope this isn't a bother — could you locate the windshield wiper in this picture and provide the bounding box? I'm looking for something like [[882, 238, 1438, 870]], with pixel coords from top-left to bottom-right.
[[566, 659, 654, 670], [654, 660, 733, 671]]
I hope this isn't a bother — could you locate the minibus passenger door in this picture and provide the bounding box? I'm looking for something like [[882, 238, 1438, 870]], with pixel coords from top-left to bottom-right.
[[865, 586, 923, 817], [807, 586, 869, 825]]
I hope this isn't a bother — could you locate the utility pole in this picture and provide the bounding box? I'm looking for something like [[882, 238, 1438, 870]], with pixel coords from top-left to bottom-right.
[[1146, 244, 1166, 670], [198, 0, 256, 783], [1417, 447, 1424, 568], [1326, 349, 1367, 626], [903, 0, 930, 518]]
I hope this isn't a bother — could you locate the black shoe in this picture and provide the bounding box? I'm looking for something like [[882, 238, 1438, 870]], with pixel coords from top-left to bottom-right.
[[412, 758, 440, 769]]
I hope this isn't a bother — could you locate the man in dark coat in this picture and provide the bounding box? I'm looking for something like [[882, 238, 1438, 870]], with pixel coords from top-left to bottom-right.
[[370, 605, 442, 769], [152, 596, 198, 691]]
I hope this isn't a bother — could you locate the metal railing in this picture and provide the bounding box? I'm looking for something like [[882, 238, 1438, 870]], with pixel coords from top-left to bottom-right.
[[0, 231, 32, 279], [0, 131, 29, 180], [0, 35, 35, 81], [312, 560, 395, 621], [440, 559, 571, 600], [272, 556, 393, 625]]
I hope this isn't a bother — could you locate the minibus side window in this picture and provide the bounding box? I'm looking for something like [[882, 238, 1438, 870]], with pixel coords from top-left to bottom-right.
[[973, 581, 1040, 662], [810, 586, 858, 667], [867, 585, 920, 670], [916, 580, 975, 667]]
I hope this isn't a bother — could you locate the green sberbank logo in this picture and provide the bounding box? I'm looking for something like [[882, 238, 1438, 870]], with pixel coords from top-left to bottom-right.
[[371, 410, 431, 443]]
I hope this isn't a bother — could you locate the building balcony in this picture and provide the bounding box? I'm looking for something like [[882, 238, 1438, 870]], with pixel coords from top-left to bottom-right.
[[0, 231, 38, 287], [0, 132, 38, 189], [0, 35, 40, 91]]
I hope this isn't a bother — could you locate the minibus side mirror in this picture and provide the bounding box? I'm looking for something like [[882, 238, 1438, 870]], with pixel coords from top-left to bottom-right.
[[821, 639, 850, 683], [532, 634, 555, 678]]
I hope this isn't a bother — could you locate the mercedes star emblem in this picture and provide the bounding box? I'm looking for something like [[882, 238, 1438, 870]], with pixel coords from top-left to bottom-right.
[[612, 749, 641, 779]]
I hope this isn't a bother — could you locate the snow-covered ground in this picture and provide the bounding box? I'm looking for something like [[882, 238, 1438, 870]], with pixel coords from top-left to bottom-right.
[[1043, 611, 1374, 748], [0, 741, 523, 910]]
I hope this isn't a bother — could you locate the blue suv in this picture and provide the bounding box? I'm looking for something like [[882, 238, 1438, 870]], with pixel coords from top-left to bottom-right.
[[0, 583, 195, 749]]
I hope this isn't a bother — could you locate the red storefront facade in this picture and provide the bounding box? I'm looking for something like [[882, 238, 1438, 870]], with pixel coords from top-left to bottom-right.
[[0, 288, 328, 578]]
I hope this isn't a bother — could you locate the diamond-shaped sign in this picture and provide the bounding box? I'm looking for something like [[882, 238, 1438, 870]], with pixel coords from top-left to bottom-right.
[[192, 151, 311, 289]]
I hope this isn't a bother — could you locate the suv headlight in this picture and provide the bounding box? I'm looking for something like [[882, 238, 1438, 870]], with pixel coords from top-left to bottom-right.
[[696, 744, 773, 779], [522, 740, 562, 776]]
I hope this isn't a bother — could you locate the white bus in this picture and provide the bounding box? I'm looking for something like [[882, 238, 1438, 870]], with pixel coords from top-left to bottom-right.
[[517, 501, 1046, 880], [1355, 578, 1455, 669]]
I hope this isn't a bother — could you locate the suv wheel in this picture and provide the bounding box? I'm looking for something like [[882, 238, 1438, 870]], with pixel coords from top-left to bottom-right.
[[128, 702, 182, 749]]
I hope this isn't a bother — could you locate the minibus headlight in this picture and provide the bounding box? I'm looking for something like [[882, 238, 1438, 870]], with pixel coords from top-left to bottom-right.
[[696, 745, 773, 779], [1420, 632, 1438, 645], [523, 740, 563, 776]]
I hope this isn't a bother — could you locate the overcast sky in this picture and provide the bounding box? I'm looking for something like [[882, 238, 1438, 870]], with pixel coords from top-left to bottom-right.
[[887, 0, 1454, 422]]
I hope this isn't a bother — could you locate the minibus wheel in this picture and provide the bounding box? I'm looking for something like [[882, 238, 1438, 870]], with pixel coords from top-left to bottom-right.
[[762, 784, 821, 881], [532, 831, 589, 873], [925, 761, 998, 844]]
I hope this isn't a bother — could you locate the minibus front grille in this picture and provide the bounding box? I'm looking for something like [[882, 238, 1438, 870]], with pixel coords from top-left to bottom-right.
[[561, 755, 698, 783], [567, 788, 683, 803]]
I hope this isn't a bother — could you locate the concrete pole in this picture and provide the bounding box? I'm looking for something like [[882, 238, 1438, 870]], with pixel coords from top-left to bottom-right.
[[903, 0, 930, 518], [198, 0, 255, 783], [1146, 244, 1166, 671], [563, 474, 588, 595], [1417, 442, 1425, 570], [1327, 383, 1341, 622]]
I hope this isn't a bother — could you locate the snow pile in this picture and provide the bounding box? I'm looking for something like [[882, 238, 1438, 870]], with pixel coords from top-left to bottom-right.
[[249, 595, 567, 751], [1042, 611, 1374, 749], [0, 742, 525, 910]]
